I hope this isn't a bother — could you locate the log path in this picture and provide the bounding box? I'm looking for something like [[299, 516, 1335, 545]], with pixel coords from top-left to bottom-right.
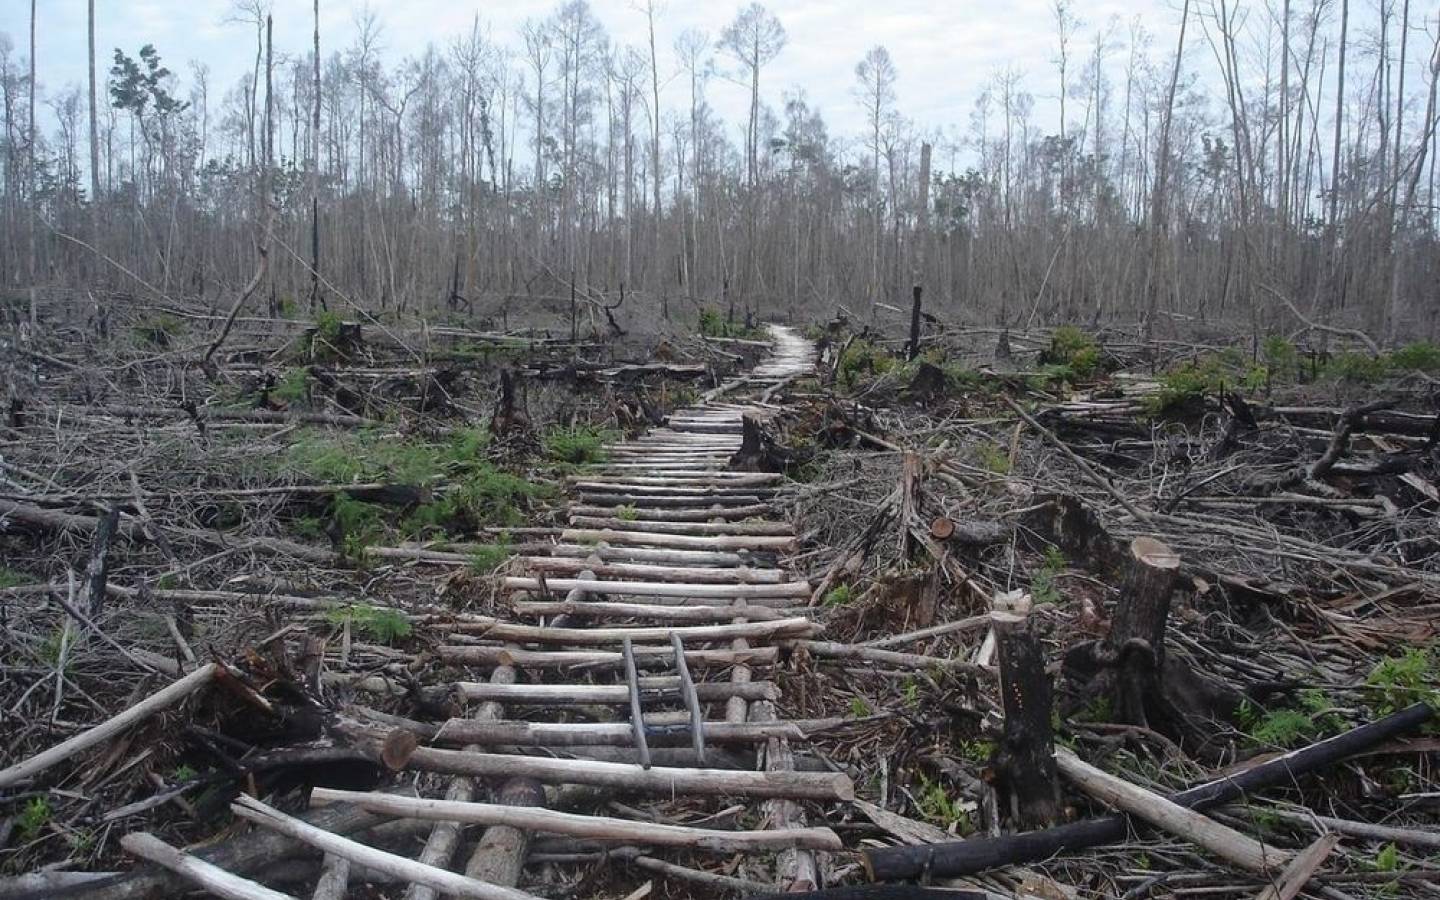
[[417, 325, 838, 896]]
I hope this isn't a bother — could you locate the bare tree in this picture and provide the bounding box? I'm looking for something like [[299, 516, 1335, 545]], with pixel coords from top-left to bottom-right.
[[718, 3, 786, 191], [855, 45, 897, 310]]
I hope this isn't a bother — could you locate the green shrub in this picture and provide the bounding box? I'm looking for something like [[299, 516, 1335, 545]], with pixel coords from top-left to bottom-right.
[[1148, 352, 1265, 415], [698, 308, 763, 339], [271, 368, 310, 404], [132, 312, 184, 347], [915, 773, 973, 834], [1045, 325, 1102, 378], [1031, 546, 1065, 605], [0, 567, 31, 588], [1261, 336, 1298, 381], [975, 442, 1011, 475], [326, 603, 412, 644], [838, 339, 899, 388], [1367, 648, 1438, 716], [823, 585, 853, 607], [1387, 342, 1440, 373], [18, 797, 51, 840], [544, 426, 613, 465], [1323, 351, 1389, 383], [468, 543, 512, 572]]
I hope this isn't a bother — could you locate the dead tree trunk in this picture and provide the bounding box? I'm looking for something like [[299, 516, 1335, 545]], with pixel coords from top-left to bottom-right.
[[82, 506, 120, 617], [990, 614, 1060, 829], [906, 284, 924, 361]]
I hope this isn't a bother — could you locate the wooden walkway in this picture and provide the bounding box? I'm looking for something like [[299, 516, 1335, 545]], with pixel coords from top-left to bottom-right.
[[407, 326, 842, 896]]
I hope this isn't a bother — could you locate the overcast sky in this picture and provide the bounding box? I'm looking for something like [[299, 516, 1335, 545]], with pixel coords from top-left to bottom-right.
[[4, 0, 1183, 155]]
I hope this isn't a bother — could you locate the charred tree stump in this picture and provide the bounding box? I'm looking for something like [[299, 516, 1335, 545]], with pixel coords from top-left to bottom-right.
[[989, 615, 1060, 829], [1020, 493, 1124, 575], [1104, 537, 1180, 727], [489, 370, 529, 438], [730, 416, 787, 473], [83, 506, 120, 617], [906, 285, 924, 361]]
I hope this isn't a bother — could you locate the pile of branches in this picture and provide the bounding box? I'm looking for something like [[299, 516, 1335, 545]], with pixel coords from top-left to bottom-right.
[[768, 320, 1439, 897]]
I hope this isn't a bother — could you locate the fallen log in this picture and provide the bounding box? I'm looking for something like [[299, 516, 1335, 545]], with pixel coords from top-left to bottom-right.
[[451, 679, 779, 704], [565, 516, 793, 536], [560, 528, 794, 550], [517, 556, 787, 583], [502, 576, 810, 599], [787, 640, 991, 677], [510, 599, 792, 623], [0, 663, 218, 788], [52, 802, 388, 899], [230, 796, 538, 900], [863, 702, 1434, 880], [437, 644, 779, 670], [1253, 833, 1339, 900], [310, 788, 842, 851], [372, 742, 856, 801], [117, 833, 293, 900], [431, 717, 839, 747], [1055, 748, 1288, 874], [445, 617, 818, 645]]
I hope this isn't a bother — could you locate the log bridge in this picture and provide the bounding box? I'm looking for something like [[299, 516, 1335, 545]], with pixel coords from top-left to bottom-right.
[[373, 326, 836, 898]]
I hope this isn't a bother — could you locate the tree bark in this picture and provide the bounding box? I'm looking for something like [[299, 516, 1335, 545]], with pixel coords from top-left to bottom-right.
[[990, 615, 1060, 829]]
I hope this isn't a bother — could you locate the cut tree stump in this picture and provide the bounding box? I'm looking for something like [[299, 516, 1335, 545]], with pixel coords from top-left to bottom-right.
[[1106, 536, 1181, 727]]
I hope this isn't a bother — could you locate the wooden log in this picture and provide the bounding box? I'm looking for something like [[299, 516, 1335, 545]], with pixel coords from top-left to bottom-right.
[[452, 679, 779, 704], [1055, 748, 1289, 874], [863, 703, 1435, 881], [510, 599, 792, 623], [0, 663, 218, 788], [464, 778, 544, 887], [788, 640, 991, 676], [572, 481, 775, 497], [311, 788, 842, 851], [517, 556, 786, 584], [1252, 807, 1440, 851], [567, 473, 782, 486], [431, 718, 840, 747], [311, 854, 349, 900], [1253, 833, 1339, 900], [437, 644, 779, 670], [561, 529, 794, 550], [568, 503, 772, 521], [548, 543, 751, 566], [991, 615, 1060, 828], [754, 696, 818, 890], [503, 577, 810, 599], [446, 616, 818, 645], [575, 493, 765, 508], [566, 517, 793, 536], [385, 745, 856, 801], [230, 796, 540, 900], [49, 802, 389, 900], [0, 500, 335, 564], [861, 615, 992, 650], [118, 833, 295, 900]]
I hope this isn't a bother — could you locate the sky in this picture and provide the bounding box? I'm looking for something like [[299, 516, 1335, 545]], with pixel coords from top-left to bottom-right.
[[2, 0, 1184, 156]]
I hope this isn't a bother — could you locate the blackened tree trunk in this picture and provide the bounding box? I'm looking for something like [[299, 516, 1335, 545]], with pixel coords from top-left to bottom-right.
[[990, 614, 1060, 828]]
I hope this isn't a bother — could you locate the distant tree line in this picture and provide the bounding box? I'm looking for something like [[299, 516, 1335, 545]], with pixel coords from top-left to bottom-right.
[[0, 0, 1437, 341]]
